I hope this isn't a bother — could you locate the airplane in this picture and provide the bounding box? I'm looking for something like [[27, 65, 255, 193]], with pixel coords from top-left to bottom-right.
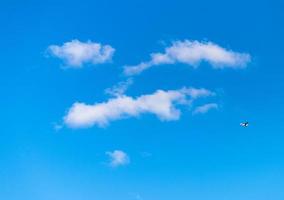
[[240, 122, 249, 127]]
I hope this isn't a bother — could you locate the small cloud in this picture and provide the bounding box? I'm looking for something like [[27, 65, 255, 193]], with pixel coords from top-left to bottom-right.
[[129, 193, 143, 200], [63, 87, 214, 128], [53, 123, 63, 131], [105, 78, 133, 97], [124, 40, 251, 75], [193, 103, 218, 114], [48, 39, 115, 68], [106, 150, 130, 167]]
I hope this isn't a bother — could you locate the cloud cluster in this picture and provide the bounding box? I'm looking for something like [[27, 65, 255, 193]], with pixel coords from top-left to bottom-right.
[[124, 40, 251, 75], [106, 150, 130, 167], [46, 38, 251, 129], [193, 103, 218, 114], [48, 39, 115, 67], [64, 87, 214, 128]]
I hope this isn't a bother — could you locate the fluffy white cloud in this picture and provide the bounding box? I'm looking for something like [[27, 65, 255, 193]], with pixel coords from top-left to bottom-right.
[[124, 40, 251, 75], [64, 87, 214, 128], [48, 39, 115, 67], [193, 103, 218, 114], [106, 150, 130, 167]]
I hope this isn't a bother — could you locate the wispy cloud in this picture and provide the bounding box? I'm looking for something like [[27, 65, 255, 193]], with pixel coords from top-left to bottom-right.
[[124, 40, 251, 75], [53, 123, 63, 131], [140, 151, 152, 158], [105, 78, 133, 97], [106, 150, 130, 167], [129, 193, 143, 200], [64, 87, 214, 128], [48, 39, 115, 67], [193, 103, 218, 114]]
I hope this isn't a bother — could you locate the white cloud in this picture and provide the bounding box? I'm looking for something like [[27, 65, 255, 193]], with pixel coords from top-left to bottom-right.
[[48, 39, 115, 67], [106, 150, 130, 167], [64, 87, 214, 128], [124, 40, 251, 75], [193, 103, 218, 114], [104, 78, 133, 97]]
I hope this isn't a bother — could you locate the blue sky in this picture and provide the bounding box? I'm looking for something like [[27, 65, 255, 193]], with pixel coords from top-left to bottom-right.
[[1, 0, 284, 199]]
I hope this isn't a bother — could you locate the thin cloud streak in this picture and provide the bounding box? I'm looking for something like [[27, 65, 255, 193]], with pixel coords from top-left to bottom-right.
[[124, 40, 251, 75], [193, 103, 218, 114]]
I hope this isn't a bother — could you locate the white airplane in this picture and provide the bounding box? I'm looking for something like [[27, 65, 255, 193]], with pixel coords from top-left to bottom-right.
[[240, 122, 249, 127]]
